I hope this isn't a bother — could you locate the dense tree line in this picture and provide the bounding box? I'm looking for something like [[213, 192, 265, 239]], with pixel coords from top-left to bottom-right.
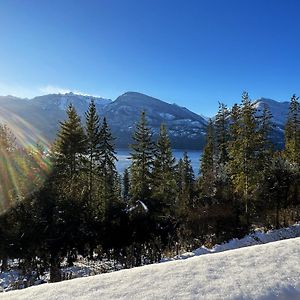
[[0, 93, 299, 282]]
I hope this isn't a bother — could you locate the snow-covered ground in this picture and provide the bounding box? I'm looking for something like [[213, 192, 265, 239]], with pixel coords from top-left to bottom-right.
[[1, 223, 300, 296], [0, 257, 120, 292], [1, 237, 300, 300], [167, 222, 300, 261]]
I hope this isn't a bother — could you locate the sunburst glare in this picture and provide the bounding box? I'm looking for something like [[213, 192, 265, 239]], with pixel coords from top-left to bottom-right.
[[0, 116, 52, 212]]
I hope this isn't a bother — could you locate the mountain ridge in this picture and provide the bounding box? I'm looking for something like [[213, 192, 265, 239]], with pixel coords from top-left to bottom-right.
[[0, 91, 291, 149]]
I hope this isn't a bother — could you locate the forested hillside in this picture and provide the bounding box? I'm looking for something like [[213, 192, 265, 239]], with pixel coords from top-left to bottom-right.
[[0, 92, 299, 286]]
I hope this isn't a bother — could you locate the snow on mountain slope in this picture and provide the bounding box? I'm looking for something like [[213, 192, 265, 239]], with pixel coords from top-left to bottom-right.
[[31, 92, 112, 116], [2, 237, 300, 300], [0, 91, 208, 149], [254, 98, 290, 127], [254, 98, 290, 148], [102, 92, 208, 149]]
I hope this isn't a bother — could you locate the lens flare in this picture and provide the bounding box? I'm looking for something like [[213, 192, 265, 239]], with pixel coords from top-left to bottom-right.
[[0, 106, 50, 148], [0, 109, 52, 212]]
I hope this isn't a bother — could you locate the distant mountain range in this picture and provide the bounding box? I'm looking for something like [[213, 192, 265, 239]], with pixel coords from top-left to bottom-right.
[[0, 92, 291, 149], [254, 98, 289, 149]]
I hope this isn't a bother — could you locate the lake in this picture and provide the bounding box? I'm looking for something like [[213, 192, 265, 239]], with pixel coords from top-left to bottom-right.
[[116, 149, 202, 174]]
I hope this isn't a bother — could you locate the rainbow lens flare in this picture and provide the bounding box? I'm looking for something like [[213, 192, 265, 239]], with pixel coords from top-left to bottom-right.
[[0, 109, 52, 212]]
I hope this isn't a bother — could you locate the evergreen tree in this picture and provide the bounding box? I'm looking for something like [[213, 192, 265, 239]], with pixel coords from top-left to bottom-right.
[[227, 93, 261, 226], [152, 124, 177, 215], [215, 103, 229, 167], [200, 119, 215, 198], [123, 168, 130, 201], [257, 104, 274, 171], [285, 94, 300, 165], [85, 99, 101, 200], [182, 152, 195, 192], [176, 152, 194, 212], [129, 111, 155, 203], [0, 124, 17, 210], [83, 100, 104, 257], [53, 104, 86, 177], [0, 124, 16, 152], [214, 103, 231, 200], [98, 117, 118, 205]]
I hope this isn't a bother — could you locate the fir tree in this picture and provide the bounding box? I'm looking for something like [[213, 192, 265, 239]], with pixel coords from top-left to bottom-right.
[[123, 168, 130, 201], [85, 99, 101, 199], [177, 152, 194, 205], [257, 103, 274, 171], [175, 152, 194, 220], [129, 111, 155, 202], [215, 102, 229, 167], [53, 104, 86, 177], [152, 124, 177, 215], [227, 93, 261, 225], [200, 119, 215, 198], [182, 152, 195, 191], [214, 103, 231, 200], [285, 94, 300, 165], [99, 117, 118, 202]]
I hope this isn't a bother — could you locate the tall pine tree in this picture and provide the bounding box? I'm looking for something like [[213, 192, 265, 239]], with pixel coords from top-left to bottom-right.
[[200, 119, 215, 198], [85, 99, 101, 200], [285, 94, 300, 165], [227, 93, 261, 226], [152, 124, 177, 215], [99, 117, 118, 203], [53, 104, 86, 177], [129, 111, 155, 203]]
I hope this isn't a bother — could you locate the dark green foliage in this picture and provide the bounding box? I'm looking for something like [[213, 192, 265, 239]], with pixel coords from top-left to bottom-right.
[[123, 168, 130, 201], [152, 124, 177, 215], [227, 93, 262, 225], [257, 104, 274, 169], [200, 119, 215, 198], [215, 103, 230, 167], [285, 94, 300, 164], [130, 111, 155, 202], [175, 152, 195, 219], [259, 152, 299, 228], [85, 99, 102, 197], [99, 117, 117, 178], [53, 104, 86, 177]]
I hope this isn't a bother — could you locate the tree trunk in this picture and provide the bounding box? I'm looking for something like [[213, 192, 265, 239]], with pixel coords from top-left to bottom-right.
[[1, 257, 8, 273], [276, 200, 280, 229], [50, 256, 61, 282]]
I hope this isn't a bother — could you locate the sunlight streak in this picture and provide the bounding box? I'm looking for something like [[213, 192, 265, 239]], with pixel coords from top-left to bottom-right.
[[0, 112, 52, 212]]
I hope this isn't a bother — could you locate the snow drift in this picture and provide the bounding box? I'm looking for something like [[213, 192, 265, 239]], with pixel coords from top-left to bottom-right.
[[167, 222, 300, 261], [2, 237, 300, 300]]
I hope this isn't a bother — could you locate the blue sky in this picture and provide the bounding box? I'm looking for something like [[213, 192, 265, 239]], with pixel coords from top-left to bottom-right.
[[0, 0, 300, 116]]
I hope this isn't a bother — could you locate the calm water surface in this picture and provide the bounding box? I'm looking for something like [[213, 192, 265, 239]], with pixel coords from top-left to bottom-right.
[[116, 149, 202, 174]]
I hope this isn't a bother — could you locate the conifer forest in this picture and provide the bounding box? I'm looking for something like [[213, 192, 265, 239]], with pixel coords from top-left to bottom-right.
[[0, 92, 300, 283]]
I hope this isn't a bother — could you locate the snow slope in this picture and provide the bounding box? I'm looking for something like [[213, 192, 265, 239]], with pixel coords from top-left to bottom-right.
[[168, 222, 300, 261], [2, 237, 300, 300]]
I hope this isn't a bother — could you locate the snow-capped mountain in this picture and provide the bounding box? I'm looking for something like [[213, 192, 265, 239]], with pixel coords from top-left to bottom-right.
[[101, 92, 208, 149], [254, 97, 290, 148], [254, 98, 290, 127], [0, 92, 292, 149], [0, 92, 207, 149], [0, 93, 112, 146], [31, 92, 112, 113]]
